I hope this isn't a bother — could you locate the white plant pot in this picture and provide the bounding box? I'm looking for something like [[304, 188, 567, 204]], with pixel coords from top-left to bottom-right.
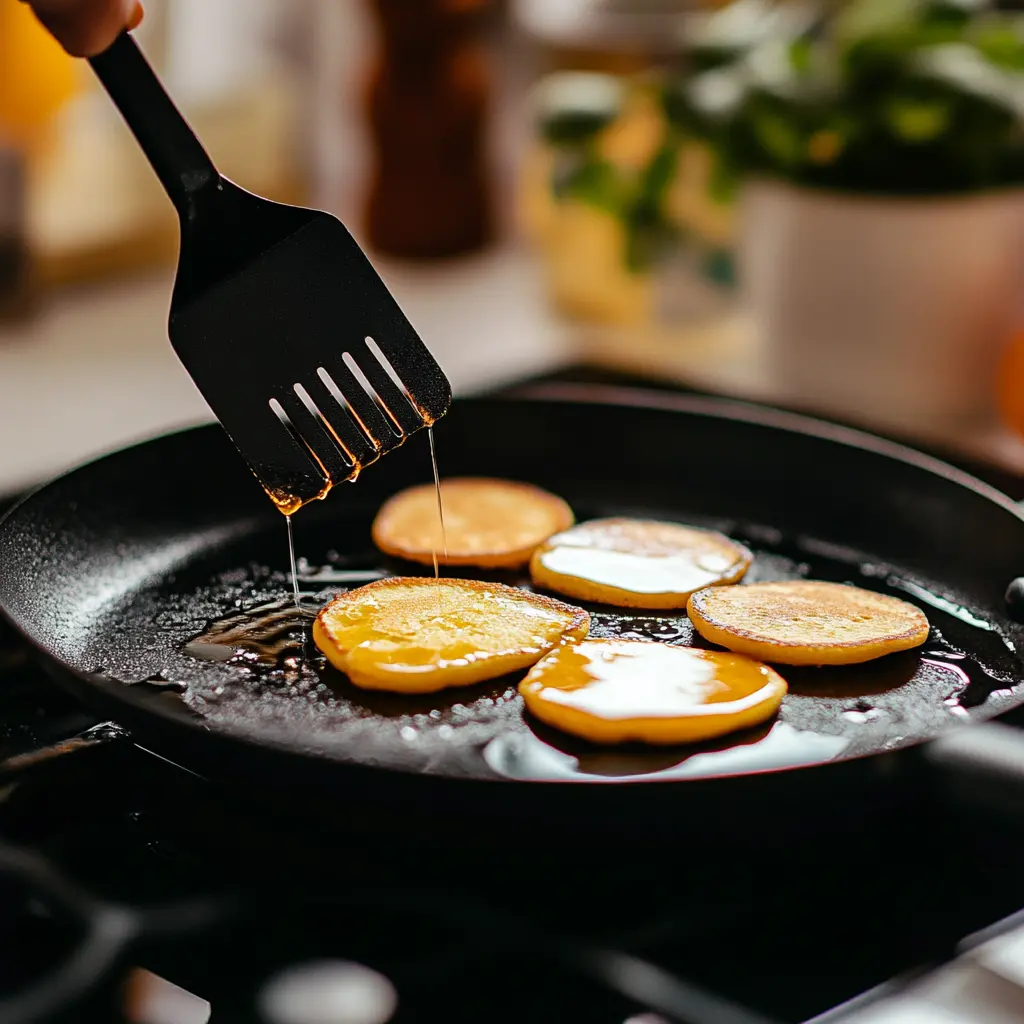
[[739, 180, 1024, 439]]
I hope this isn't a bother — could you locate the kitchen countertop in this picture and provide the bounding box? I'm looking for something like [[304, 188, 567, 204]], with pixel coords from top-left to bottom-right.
[[3, 242, 1024, 497], [0, 247, 575, 496]]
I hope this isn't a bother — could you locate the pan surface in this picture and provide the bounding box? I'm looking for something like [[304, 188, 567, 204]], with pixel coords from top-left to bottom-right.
[[2, 388, 1024, 790]]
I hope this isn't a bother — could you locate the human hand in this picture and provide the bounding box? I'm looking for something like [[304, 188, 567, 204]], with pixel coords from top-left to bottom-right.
[[22, 0, 143, 57]]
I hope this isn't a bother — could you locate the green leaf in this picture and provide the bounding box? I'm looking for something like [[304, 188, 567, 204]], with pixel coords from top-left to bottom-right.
[[928, 0, 990, 20], [624, 206, 675, 274], [834, 0, 922, 48], [639, 142, 679, 205], [752, 109, 806, 168], [557, 158, 628, 216], [914, 43, 1024, 118], [789, 36, 814, 75], [620, 141, 680, 274], [708, 154, 740, 203], [973, 21, 1024, 71], [884, 96, 953, 140]]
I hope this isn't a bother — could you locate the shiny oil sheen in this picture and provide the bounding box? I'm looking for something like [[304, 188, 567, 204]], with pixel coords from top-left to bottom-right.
[[533, 519, 750, 602], [519, 639, 786, 744], [536, 546, 736, 596]]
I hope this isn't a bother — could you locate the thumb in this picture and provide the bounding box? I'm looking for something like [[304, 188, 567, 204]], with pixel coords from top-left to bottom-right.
[[22, 0, 144, 58]]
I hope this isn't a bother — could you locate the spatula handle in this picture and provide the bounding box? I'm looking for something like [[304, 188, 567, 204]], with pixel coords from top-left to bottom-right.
[[89, 32, 219, 216]]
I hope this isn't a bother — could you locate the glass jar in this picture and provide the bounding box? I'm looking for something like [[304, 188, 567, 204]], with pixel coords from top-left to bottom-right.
[[520, 69, 737, 328]]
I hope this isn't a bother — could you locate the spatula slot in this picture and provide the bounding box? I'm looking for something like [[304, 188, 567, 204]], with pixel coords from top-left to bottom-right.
[[363, 336, 426, 435], [341, 351, 403, 440], [268, 398, 331, 486], [364, 337, 410, 397], [276, 389, 351, 485], [314, 367, 359, 424], [292, 383, 356, 471], [315, 366, 384, 462]]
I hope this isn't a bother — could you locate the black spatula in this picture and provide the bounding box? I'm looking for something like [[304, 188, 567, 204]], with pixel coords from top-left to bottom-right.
[[88, 32, 451, 513]]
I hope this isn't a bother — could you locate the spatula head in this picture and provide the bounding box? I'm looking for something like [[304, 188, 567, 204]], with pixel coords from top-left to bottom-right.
[[168, 184, 451, 512]]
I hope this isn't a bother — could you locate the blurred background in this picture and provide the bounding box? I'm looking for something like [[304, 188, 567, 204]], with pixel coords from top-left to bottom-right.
[[5, 0, 1024, 495]]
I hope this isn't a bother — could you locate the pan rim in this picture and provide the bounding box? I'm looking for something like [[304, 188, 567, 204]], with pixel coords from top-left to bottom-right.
[[2, 389, 1023, 787], [3, 388, 1019, 530], [506, 382, 1024, 525]]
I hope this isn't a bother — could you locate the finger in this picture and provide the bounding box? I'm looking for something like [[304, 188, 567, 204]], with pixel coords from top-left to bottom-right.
[[23, 0, 144, 57]]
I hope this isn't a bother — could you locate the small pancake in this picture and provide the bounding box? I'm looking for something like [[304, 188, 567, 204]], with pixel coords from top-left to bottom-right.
[[530, 518, 752, 609], [687, 580, 930, 666], [372, 478, 574, 569], [314, 577, 589, 692], [519, 639, 786, 745]]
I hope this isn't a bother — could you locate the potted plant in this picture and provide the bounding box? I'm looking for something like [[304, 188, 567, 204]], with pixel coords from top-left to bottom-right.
[[665, 0, 1024, 437]]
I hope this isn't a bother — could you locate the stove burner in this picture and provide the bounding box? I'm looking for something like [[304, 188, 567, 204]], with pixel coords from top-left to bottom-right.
[[259, 961, 398, 1024]]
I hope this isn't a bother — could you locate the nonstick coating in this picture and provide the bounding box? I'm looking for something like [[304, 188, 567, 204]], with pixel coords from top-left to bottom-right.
[[2, 388, 1024, 800]]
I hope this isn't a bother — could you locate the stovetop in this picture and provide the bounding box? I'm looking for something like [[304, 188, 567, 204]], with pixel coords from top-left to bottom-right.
[[5, 369, 1024, 1024]]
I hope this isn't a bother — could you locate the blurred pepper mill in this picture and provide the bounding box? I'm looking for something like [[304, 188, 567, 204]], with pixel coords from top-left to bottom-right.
[[363, 0, 493, 258]]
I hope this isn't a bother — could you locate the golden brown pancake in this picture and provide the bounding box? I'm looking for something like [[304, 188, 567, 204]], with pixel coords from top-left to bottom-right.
[[530, 518, 752, 609], [519, 639, 787, 744], [372, 478, 574, 569], [687, 580, 929, 666], [314, 577, 589, 692]]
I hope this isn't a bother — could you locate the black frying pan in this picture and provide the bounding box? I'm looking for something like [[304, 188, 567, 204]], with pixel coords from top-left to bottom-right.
[[4, 385, 1024, 842]]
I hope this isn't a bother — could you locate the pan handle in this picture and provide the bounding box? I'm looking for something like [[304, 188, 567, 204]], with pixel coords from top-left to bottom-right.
[[0, 844, 137, 1024], [0, 842, 225, 1024], [0, 722, 128, 778], [924, 721, 1024, 814]]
